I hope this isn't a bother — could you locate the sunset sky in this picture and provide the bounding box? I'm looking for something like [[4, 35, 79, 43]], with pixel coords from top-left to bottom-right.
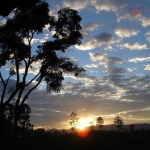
[[1, 0, 150, 129]]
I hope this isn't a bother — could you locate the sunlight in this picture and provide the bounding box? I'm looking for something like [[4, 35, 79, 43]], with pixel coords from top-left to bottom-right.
[[77, 128, 89, 137], [77, 117, 96, 130]]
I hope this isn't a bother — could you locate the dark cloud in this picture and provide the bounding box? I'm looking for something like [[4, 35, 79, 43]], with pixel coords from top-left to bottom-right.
[[76, 32, 114, 50], [90, 52, 125, 75], [95, 32, 113, 43]]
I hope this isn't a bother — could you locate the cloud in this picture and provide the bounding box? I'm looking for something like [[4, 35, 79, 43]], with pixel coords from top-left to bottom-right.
[[114, 27, 140, 38], [107, 107, 150, 124], [116, 10, 134, 22], [83, 64, 98, 68], [65, 72, 97, 82], [144, 64, 150, 70], [95, 32, 114, 43], [119, 42, 147, 50], [63, 0, 89, 10], [145, 31, 150, 42], [91, 0, 127, 12], [116, 9, 150, 27], [1, 73, 150, 129], [115, 2, 148, 22], [81, 22, 104, 37], [126, 68, 137, 72], [104, 74, 150, 102], [6, 60, 42, 75], [75, 32, 114, 50], [90, 52, 124, 64], [101, 45, 113, 51], [139, 16, 150, 27], [89, 52, 125, 75], [128, 57, 150, 63]]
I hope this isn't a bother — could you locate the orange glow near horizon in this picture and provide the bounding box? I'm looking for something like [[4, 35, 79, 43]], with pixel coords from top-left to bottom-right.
[[77, 128, 89, 137]]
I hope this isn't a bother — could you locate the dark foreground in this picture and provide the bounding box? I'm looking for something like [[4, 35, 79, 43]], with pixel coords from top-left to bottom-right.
[[1, 129, 150, 150]]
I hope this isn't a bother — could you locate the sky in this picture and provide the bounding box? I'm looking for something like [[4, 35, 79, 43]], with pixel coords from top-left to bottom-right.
[[1, 0, 150, 129]]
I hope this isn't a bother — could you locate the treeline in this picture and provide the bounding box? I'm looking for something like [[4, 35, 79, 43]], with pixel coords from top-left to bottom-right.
[[1, 128, 150, 150]]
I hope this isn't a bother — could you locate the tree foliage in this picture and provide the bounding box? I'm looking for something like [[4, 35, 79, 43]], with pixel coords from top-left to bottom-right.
[[0, 0, 85, 137], [5, 102, 33, 130], [70, 111, 79, 132], [97, 117, 104, 130], [114, 115, 124, 131]]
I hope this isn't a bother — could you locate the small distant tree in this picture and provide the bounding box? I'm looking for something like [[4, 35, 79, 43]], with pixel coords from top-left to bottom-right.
[[70, 111, 78, 132], [114, 115, 124, 131], [129, 124, 135, 131], [97, 117, 104, 130]]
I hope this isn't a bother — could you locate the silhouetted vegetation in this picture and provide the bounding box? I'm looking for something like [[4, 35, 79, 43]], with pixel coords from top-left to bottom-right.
[[70, 111, 79, 132], [4, 102, 33, 130], [97, 116, 104, 130], [1, 128, 150, 150], [0, 0, 84, 143], [114, 115, 124, 131]]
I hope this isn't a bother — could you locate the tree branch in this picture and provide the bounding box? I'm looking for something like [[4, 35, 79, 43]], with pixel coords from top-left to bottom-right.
[[25, 72, 40, 86], [21, 78, 42, 105], [3, 89, 19, 107], [0, 72, 5, 86], [5, 75, 11, 87], [0, 73, 11, 105], [29, 30, 35, 43], [23, 58, 27, 67]]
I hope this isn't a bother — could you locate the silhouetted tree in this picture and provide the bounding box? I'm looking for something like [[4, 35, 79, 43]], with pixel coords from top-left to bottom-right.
[[5, 103, 33, 130], [4, 102, 33, 138], [114, 115, 124, 131], [70, 111, 79, 132], [0, 0, 84, 139], [97, 117, 104, 130]]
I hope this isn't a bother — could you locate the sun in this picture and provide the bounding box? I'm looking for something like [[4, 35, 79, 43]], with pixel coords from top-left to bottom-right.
[[77, 128, 89, 137], [77, 117, 96, 130], [76, 117, 95, 137]]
